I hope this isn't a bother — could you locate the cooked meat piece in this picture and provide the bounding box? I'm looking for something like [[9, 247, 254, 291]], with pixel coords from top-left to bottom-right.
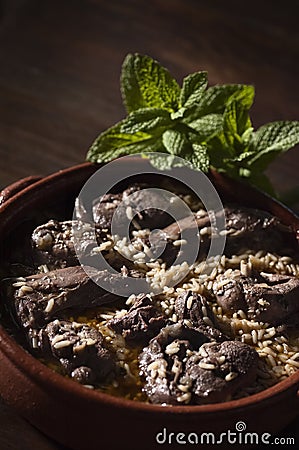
[[108, 294, 166, 344], [93, 192, 123, 230], [222, 206, 295, 254], [142, 210, 211, 267], [32, 220, 77, 267], [31, 220, 111, 269], [142, 230, 180, 268], [165, 205, 293, 246], [147, 212, 211, 267], [150, 205, 295, 266], [71, 366, 96, 385], [115, 186, 175, 230], [185, 340, 258, 404], [31, 219, 144, 274], [139, 323, 258, 405], [175, 291, 217, 327], [174, 291, 227, 341], [214, 278, 247, 314], [139, 323, 209, 405], [7, 265, 147, 330], [104, 249, 142, 273], [215, 271, 299, 325], [93, 184, 175, 233], [161, 212, 210, 242], [38, 320, 115, 384]]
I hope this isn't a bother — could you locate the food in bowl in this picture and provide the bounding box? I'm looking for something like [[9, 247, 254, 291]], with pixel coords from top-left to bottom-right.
[[1, 177, 299, 407]]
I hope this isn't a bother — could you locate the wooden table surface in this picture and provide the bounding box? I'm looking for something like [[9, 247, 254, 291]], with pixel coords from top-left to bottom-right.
[[0, 0, 298, 449]]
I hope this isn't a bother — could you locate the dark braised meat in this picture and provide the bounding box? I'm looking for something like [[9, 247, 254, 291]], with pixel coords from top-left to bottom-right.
[[117, 185, 175, 230], [222, 206, 295, 254], [139, 323, 209, 405], [161, 212, 209, 242], [142, 230, 179, 268], [38, 319, 115, 384], [139, 323, 258, 405], [31, 219, 144, 274], [144, 212, 211, 267], [215, 271, 299, 325], [7, 265, 145, 330], [185, 340, 258, 404], [142, 210, 213, 266], [108, 294, 166, 344], [174, 291, 228, 341], [93, 192, 123, 230], [214, 277, 247, 313], [31, 220, 111, 269], [32, 220, 77, 267], [150, 205, 295, 266], [93, 184, 175, 232]]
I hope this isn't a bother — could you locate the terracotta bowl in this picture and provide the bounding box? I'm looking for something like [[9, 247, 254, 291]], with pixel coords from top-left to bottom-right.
[[0, 161, 298, 450]]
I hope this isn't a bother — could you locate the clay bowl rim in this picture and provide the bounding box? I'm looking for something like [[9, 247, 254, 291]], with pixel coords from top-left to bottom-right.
[[0, 160, 299, 416]]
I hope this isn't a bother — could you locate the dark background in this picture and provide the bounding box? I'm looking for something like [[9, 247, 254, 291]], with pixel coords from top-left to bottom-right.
[[1, 0, 299, 195], [0, 0, 298, 449]]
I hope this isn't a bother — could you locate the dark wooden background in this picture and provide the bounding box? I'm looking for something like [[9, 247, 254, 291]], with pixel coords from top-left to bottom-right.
[[0, 0, 298, 448]]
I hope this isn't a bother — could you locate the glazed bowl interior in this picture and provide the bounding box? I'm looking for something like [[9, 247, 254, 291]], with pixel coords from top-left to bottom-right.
[[0, 160, 298, 450]]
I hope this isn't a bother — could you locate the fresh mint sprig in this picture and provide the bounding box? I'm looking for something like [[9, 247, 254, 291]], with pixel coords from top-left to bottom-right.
[[86, 53, 299, 195], [207, 88, 299, 194]]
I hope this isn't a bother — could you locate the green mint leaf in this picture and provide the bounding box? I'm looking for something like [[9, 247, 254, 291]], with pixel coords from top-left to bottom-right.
[[224, 85, 254, 135], [180, 71, 208, 108], [145, 149, 208, 172], [206, 86, 255, 171], [203, 84, 254, 113], [241, 127, 254, 146], [120, 108, 171, 134], [227, 150, 256, 163], [171, 107, 186, 120], [247, 151, 282, 174], [221, 87, 254, 150], [87, 144, 134, 163], [223, 100, 251, 146], [248, 121, 299, 171], [146, 153, 172, 170], [162, 129, 190, 155], [252, 120, 299, 153], [188, 113, 223, 141], [189, 143, 210, 172], [120, 54, 141, 115], [239, 167, 251, 178], [86, 121, 155, 163], [183, 84, 253, 122], [145, 153, 185, 171], [120, 53, 180, 113], [120, 137, 164, 154], [228, 85, 255, 110], [205, 89, 254, 171], [87, 136, 164, 163], [207, 135, 234, 168]]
